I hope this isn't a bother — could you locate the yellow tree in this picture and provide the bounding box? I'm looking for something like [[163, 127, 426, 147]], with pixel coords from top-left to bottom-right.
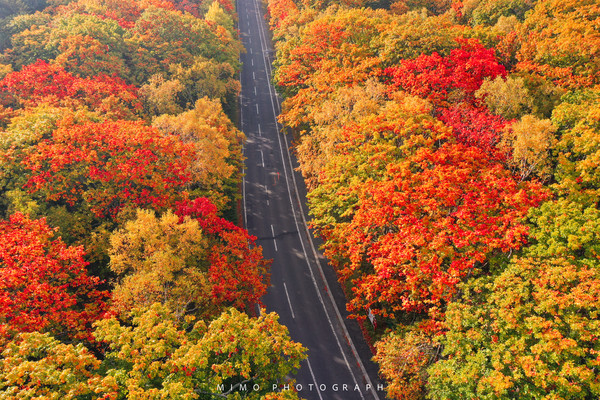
[[0, 304, 307, 399], [152, 97, 244, 209], [109, 205, 269, 321]]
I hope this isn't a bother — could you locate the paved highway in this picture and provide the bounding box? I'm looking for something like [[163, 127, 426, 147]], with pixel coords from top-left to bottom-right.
[[237, 0, 384, 399]]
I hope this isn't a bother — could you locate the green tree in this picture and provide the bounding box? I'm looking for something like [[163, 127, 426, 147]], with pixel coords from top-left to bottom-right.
[[0, 304, 307, 399], [428, 256, 600, 400], [475, 75, 533, 119], [553, 89, 600, 202]]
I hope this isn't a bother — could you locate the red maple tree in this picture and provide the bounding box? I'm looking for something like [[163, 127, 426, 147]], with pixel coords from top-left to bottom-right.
[[0, 213, 108, 342]]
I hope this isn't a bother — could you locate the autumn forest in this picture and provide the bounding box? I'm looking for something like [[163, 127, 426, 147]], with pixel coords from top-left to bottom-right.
[[0, 0, 599, 399]]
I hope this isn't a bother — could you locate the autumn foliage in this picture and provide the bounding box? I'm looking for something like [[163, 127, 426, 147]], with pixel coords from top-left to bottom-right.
[[428, 256, 600, 399], [340, 143, 546, 319], [382, 41, 506, 107], [108, 199, 269, 320], [23, 120, 193, 219], [0, 60, 141, 119], [0, 305, 306, 399], [0, 213, 107, 342], [0, 0, 282, 394], [268, 0, 600, 398]]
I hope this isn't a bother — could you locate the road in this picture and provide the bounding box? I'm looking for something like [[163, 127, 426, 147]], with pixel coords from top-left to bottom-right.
[[237, 0, 384, 399]]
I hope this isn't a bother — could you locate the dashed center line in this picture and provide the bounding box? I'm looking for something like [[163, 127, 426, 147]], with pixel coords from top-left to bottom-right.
[[283, 282, 295, 319], [271, 224, 278, 251]]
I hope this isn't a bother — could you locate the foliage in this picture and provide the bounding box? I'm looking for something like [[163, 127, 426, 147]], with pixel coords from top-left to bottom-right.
[[127, 5, 240, 83], [0, 60, 140, 119], [274, 6, 391, 127], [428, 256, 600, 399], [169, 56, 241, 114], [109, 206, 269, 320], [152, 97, 244, 209], [339, 143, 547, 320], [267, 0, 600, 398], [462, 0, 536, 26], [308, 92, 448, 241], [518, 0, 600, 88], [382, 40, 506, 108], [527, 198, 600, 261], [438, 103, 508, 152], [500, 114, 556, 181], [379, 10, 464, 63], [552, 89, 600, 202], [22, 119, 193, 220], [0, 331, 118, 399], [175, 197, 270, 310], [0, 304, 307, 399], [374, 325, 439, 400], [0, 213, 107, 342], [475, 75, 533, 119]]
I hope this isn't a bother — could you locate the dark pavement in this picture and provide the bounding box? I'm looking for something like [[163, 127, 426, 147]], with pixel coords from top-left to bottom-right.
[[237, 0, 384, 399]]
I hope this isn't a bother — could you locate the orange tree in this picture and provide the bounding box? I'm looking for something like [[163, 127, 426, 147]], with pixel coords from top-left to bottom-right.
[[0, 212, 107, 344], [338, 142, 547, 321]]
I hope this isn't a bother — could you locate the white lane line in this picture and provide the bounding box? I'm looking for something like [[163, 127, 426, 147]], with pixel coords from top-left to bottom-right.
[[283, 282, 295, 318], [271, 224, 278, 251], [306, 359, 325, 400], [238, 48, 248, 231], [260, 149, 265, 167], [251, 58, 254, 66], [252, 71, 255, 80], [255, 103, 259, 115], [258, 123, 262, 136], [250, 48, 252, 54], [252, 2, 374, 399]]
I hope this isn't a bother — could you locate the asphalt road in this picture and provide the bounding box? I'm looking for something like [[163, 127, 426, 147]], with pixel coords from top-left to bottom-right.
[[237, 1, 384, 399]]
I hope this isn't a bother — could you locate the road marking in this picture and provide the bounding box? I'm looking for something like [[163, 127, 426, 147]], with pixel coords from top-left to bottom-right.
[[260, 149, 265, 167], [283, 282, 295, 318], [306, 359, 325, 400], [252, 71, 255, 80], [251, 2, 375, 398], [258, 123, 261, 136], [251, 58, 254, 66], [255, 103, 259, 115], [271, 224, 278, 251], [254, 86, 257, 96], [241, 2, 378, 398]]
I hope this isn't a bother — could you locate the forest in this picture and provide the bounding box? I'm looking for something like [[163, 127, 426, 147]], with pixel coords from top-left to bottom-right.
[[0, 0, 598, 398], [266, 0, 600, 398], [0, 0, 307, 398]]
